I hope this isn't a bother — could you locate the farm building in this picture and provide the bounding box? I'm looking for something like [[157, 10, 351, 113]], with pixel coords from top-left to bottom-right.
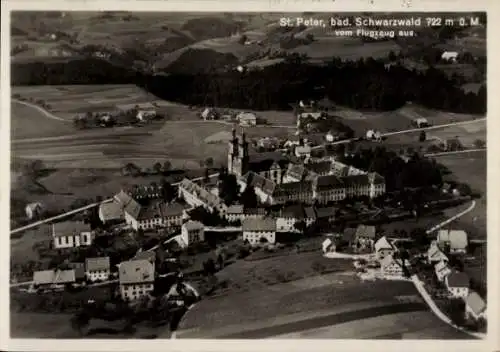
[[119, 259, 155, 301], [51, 221, 94, 249], [441, 51, 459, 62], [201, 107, 219, 120], [25, 202, 43, 220], [412, 118, 429, 128], [242, 217, 277, 245], [237, 112, 257, 126]]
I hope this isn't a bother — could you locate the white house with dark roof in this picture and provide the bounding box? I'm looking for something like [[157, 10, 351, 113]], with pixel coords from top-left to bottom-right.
[[119, 259, 155, 301], [226, 204, 244, 222], [445, 271, 470, 298], [380, 254, 410, 279], [283, 163, 309, 183], [434, 260, 452, 283], [354, 224, 376, 250], [242, 217, 277, 245], [160, 202, 186, 228], [52, 221, 94, 249], [275, 204, 312, 233], [181, 220, 205, 248], [427, 241, 449, 263], [436, 229, 468, 254], [85, 257, 111, 282], [312, 174, 346, 203], [465, 291, 486, 320], [237, 112, 257, 126], [374, 236, 394, 261]]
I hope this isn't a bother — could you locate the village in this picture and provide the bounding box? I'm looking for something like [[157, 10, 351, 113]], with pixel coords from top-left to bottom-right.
[[10, 101, 487, 337]]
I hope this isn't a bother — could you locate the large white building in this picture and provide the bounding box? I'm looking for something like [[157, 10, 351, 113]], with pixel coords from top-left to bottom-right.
[[52, 221, 94, 249], [124, 199, 187, 231], [119, 259, 155, 301], [178, 178, 228, 215], [181, 220, 205, 248], [242, 217, 277, 245]]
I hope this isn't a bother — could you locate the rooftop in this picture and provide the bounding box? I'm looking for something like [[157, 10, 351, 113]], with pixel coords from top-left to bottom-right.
[[85, 257, 111, 272], [99, 201, 123, 221], [465, 291, 486, 316], [242, 217, 276, 232], [446, 271, 469, 288], [52, 221, 90, 237], [355, 224, 376, 239], [183, 220, 204, 231], [119, 259, 155, 285]]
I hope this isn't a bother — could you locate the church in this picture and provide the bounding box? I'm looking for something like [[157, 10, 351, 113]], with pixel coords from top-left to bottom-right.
[[227, 129, 289, 184]]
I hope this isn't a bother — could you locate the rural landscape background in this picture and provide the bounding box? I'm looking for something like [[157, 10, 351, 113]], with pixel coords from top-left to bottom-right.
[[9, 11, 487, 339]]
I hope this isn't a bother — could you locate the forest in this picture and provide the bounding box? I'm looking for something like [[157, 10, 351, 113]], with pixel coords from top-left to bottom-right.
[[11, 54, 486, 114]]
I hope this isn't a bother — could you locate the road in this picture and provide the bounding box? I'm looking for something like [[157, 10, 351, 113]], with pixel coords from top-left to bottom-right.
[[311, 117, 486, 149], [425, 200, 476, 234], [12, 99, 69, 122], [9, 173, 219, 236], [423, 148, 486, 157]]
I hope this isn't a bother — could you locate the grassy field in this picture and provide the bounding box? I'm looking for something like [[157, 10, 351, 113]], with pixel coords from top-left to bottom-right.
[[12, 85, 155, 120]]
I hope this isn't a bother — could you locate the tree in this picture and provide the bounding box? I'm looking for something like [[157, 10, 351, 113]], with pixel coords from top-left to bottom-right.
[[240, 184, 258, 209], [162, 160, 172, 172], [203, 258, 217, 276], [205, 157, 214, 168], [123, 162, 140, 176], [473, 139, 485, 149], [218, 174, 239, 206], [305, 33, 315, 43], [419, 130, 426, 142], [293, 220, 307, 234], [153, 162, 163, 174], [388, 50, 397, 62], [238, 34, 248, 45]]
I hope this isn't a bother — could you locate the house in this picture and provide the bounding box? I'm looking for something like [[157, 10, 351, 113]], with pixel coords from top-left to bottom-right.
[[85, 257, 111, 283], [380, 254, 410, 278], [322, 238, 335, 253], [342, 173, 386, 199], [119, 259, 155, 301], [32, 269, 76, 290], [305, 160, 332, 176], [427, 241, 449, 263], [465, 291, 487, 320], [160, 202, 186, 228], [437, 229, 468, 254], [441, 51, 458, 62], [98, 201, 124, 224], [181, 220, 205, 248], [237, 112, 257, 126], [413, 117, 429, 128], [445, 271, 470, 298], [226, 204, 244, 222], [315, 206, 337, 222], [52, 221, 94, 249], [295, 145, 312, 159], [374, 236, 394, 261], [201, 107, 219, 120], [283, 163, 309, 183], [434, 260, 452, 282], [354, 225, 376, 250], [25, 202, 43, 220], [242, 217, 277, 245], [178, 178, 227, 215], [365, 130, 381, 141], [275, 204, 313, 233]]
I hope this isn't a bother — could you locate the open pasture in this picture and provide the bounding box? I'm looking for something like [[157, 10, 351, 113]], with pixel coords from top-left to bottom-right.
[[11, 101, 75, 139], [12, 85, 153, 120]]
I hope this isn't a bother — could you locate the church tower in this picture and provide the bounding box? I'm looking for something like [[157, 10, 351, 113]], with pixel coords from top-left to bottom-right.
[[227, 128, 239, 174]]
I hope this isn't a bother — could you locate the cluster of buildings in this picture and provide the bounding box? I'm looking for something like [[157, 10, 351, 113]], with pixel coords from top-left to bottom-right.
[[33, 256, 111, 290], [227, 130, 385, 205], [200, 107, 258, 126], [426, 229, 486, 322]]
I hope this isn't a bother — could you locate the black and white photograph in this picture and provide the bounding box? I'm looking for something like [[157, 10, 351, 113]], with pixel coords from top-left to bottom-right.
[[6, 7, 491, 343]]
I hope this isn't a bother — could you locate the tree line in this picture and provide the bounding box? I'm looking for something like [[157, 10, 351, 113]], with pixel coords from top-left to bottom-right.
[[12, 55, 486, 115]]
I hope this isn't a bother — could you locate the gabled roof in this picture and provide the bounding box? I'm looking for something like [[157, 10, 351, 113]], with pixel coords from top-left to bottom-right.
[[52, 221, 90, 237], [86, 257, 111, 272], [183, 220, 204, 231], [227, 204, 244, 214], [279, 204, 306, 219], [355, 224, 376, 239], [341, 174, 370, 187], [248, 152, 289, 173], [381, 254, 409, 270], [245, 172, 276, 195], [303, 206, 316, 219], [119, 259, 155, 285], [99, 201, 123, 221], [273, 181, 313, 197], [446, 271, 469, 288], [124, 198, 142, 219], [133, 250, 156, 262], [368, 172, 385, 185], [33, 270, 55, 285], [434, 260, 451, 276], [465, 291, 486, 316], [285, 163, 308, 181], [437, 229, 468, 250], [428, 243, 449, 262], [114, 190, 134, 207], [374, 236, 393, 252], [315, 175, 344, 190], [160, 202, 185, 217], [242, 217, 276, 232], [315, 206, 336, 219]]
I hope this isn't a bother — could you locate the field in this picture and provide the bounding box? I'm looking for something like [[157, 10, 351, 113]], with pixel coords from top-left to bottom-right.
[[12, 85, 155, 120]]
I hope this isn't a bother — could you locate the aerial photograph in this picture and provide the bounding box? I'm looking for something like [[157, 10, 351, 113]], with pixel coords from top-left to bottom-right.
[[9, 11, 487, 340]]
